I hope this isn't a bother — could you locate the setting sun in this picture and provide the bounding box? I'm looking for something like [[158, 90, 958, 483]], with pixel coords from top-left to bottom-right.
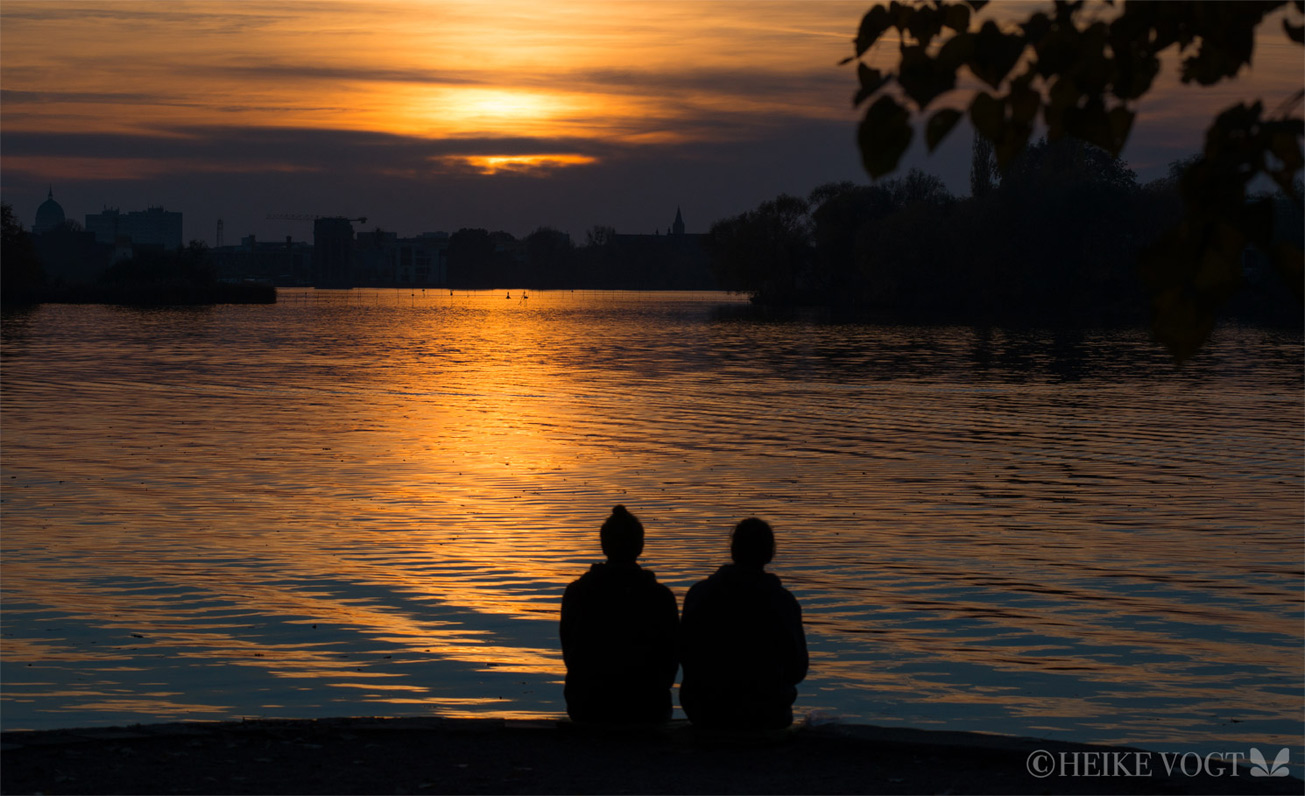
[[449, 154, 599, 175]]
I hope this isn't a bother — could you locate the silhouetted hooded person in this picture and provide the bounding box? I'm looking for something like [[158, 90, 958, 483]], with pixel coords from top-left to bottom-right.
[[679, 518, 808, 730], [560, 505, 679, 724]]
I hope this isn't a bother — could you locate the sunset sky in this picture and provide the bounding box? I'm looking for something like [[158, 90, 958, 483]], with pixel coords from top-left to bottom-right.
[[2, 1, 1301, 246]]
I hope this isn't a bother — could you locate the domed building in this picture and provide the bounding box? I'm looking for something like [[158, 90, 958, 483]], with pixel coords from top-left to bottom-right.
[[33, 187, 65, 235]]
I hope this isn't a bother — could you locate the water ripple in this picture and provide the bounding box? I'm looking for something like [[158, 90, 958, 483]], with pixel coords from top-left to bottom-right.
[[2, 291, 1300, 759]]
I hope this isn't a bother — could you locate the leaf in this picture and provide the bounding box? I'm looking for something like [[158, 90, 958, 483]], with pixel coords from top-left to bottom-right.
[[854, 63, 892, 106], [1250, 749, 1269, 771], [1150, 284, 1217, 365], [898, 45, 957, 109], [1271, 747, 1291, 772], [907, 4, 944, 46], [969, 91, 1005, 143], [1204, 101, 1265, 163], [968, 91, 1030, 169], [1270, 166, 1302, 198], [1007, 77, 1041, 126], [1192, 221, 1245, 293], [942, 3, 970, 33], [1106, 106, 1136, 157], [1180, 16, 1256, 87], [858, 95, 914, 178], [856, 6, 893, 57], [1112, 41, 1161, 100], [1268, 129, 1303, 172], [1141, 214, 1249, 365], [889, 1, 914, 33], [1075, 23, 1114, 95], [1044, 75, 1082, 139], [1141, 229, 1214, 364], [1021, 11, 1051, 43], [967, 21, 1027, 89], [926, 108, 963, 151], [1271, 242, 1305, 303], [1034, 24, 1077, 78], [937, 31, 975, 70], [1063, 98, 1114, 153]]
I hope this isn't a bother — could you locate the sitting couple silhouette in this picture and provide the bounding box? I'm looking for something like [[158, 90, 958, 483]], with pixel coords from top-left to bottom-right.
[[560, 505, 808, 730]]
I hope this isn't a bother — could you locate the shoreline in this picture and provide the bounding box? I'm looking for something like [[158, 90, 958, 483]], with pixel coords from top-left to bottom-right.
[[3, 716, 1299, 795]]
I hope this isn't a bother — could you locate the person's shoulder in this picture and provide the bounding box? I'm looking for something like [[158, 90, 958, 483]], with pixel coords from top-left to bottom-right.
[[651, 576, 677, 598], [634, 568, 677, 596], [565, 563, 604, 592], [765, 572, 796, 594], [684, 572, 718, 599], [688, 569, 719, 590], [771, 577, 803, 611]]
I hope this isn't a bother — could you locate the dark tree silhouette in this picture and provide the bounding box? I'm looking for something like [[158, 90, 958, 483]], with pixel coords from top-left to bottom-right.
[[585, 225, 616, 248], [447, 227, 495, 288], [524, 227, 575, 288], [701, 141, 1289, 324], [846, 0, 1304, 361], [100, 240, 214, 287], [76, 240, 272, 305], [809, 181, 896, 304], [970, 133, 997, 197], [706, 194, 813, 304], [1, 203, 45, 302]]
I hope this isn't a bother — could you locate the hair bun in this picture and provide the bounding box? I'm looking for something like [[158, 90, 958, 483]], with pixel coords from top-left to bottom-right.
[[611, 505, 629, 515]]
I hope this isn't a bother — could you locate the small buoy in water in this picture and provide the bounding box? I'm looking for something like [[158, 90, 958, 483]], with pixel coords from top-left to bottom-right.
[[506, 292, 511, 298]]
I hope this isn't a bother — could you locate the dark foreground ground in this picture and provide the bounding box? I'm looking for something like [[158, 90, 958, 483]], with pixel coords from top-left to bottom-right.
[[2, 717, 1299, 795]]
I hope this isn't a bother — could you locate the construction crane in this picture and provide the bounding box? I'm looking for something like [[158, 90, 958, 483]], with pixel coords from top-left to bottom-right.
[[267, 213, 368, 225]]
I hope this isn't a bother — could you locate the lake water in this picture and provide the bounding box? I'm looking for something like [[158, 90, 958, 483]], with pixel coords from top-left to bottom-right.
[[2, 289, 1301, 762]]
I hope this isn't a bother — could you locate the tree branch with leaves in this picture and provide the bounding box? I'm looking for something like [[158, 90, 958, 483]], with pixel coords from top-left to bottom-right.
[[846, 0, 1303, 361]]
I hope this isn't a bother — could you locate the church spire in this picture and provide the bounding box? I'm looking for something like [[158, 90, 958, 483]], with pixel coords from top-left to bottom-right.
[[672, 206, 685, 236]]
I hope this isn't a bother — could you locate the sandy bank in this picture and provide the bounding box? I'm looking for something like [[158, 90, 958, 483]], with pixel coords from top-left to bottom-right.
[[3, 717, 1299, 795]]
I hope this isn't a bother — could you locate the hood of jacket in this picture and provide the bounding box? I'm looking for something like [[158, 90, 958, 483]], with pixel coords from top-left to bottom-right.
[[578, 560, 659, 586], [705, 563, 783, 593]]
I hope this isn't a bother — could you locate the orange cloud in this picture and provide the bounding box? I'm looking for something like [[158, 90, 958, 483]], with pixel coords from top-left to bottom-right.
[[0, 1, 867, 144], [2, 154, 317, 182]]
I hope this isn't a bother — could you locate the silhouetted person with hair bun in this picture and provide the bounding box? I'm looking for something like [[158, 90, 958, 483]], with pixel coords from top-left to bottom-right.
[[679, 518, 808, 730], [560, 505, 679, 724]]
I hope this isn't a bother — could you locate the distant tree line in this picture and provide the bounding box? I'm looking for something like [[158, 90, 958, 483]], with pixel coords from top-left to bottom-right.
[[1, 204, 44, 300], [706, 137, 1303, 326]]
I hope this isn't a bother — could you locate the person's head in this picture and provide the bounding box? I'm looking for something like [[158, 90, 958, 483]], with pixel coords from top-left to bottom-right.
[[600, 505, 644, 564], [730, 517, 775, 568]]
